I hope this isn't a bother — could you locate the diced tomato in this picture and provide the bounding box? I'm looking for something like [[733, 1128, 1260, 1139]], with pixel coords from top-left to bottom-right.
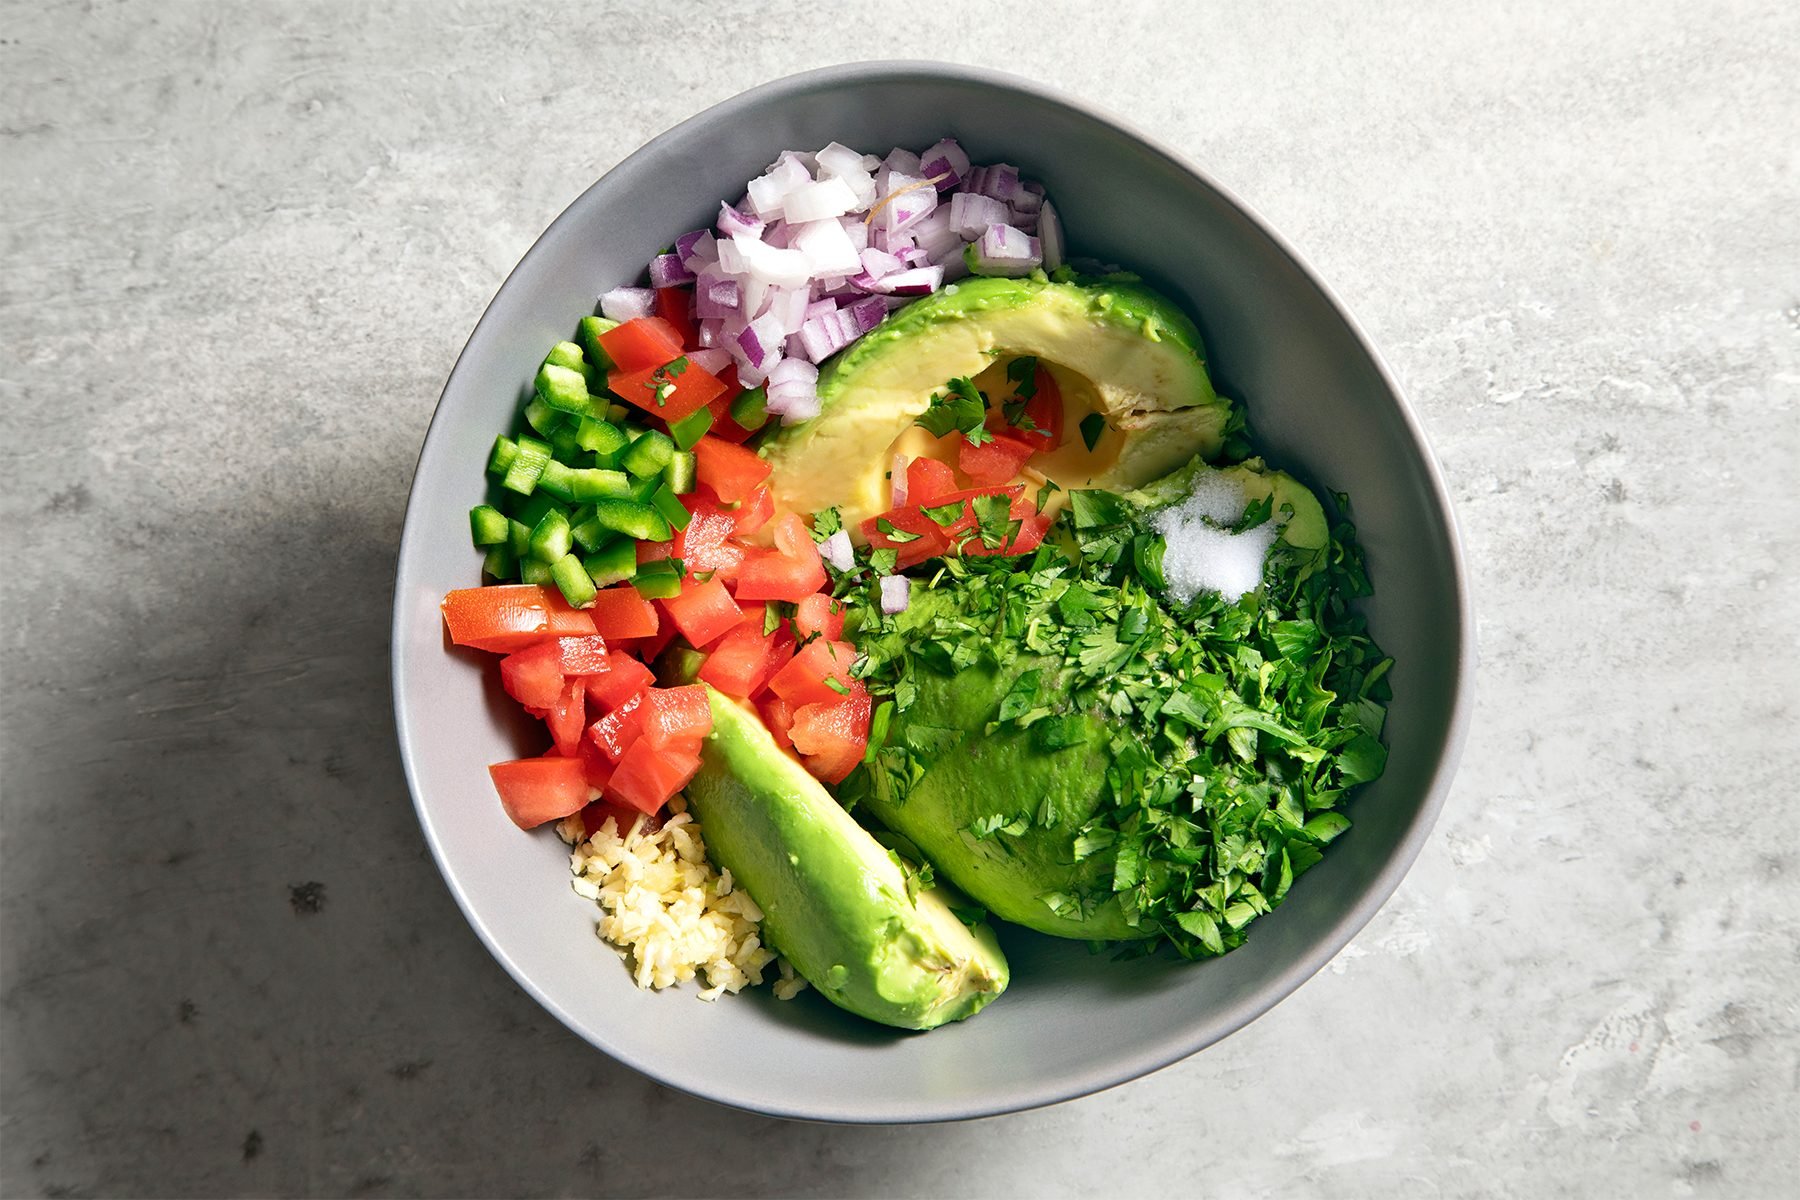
[[673, 488, 746, 578], [640, 685, 714, 750], [608, 358, 727, 424], [768, 637, 859, 708], [588, 690, 648, 763], [544, 678, 587, 756], [986, 366, 1063, 451], [659, 577, 743, 649], [732, 485, 774, 537], [958, 432, 1036, 487], [736, 513, 826, 602], [637, 540, 675, 564], [583, 651, 654, 712], [760, 695, 797, 753], [905, 457, 958, 506], [441, 585, 597, 654], [697, 621, 780, 698], [499, 640, 567, 712], [793, 592, 846, 642], [586, 586, 659, 639], [863, 484, 1027, 567], [608, 736, 703, 815], [693, 435, 772, 503], [489, 756, 593, 830], [577, 796, 658, 841], [596, 317, 685, 373], [790, 686, 872, 785], [653, 287, 697, 350], [704, 385, 757, 444], [576, 739, 615, 792], [546, 635, 610, 675]]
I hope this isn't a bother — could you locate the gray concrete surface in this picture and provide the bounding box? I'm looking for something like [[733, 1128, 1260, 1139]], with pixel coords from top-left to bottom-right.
[[3, 1, 1797, 1196]]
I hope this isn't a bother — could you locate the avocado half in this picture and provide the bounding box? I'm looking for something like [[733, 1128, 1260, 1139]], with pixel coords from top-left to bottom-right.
[[762, 275, 1238, 531], [854, 458, 1329, 942], [683, 686, 1009, 1030]]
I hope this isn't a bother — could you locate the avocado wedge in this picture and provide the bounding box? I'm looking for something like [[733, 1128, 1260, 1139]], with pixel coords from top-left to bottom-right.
[[683, 686, 1009, 1030], [762, 275, 1238, 531]]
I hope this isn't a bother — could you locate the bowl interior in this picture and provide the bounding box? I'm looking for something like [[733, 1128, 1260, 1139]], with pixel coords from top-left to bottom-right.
[[392, 63, 1469, 1123]]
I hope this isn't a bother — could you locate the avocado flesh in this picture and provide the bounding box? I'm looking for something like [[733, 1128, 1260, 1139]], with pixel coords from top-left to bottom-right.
[[763, 275, 1236, 532], [852, 458, 1326, 941], [856, 589, 1147, 941], [683, 686, 1009, 1030]]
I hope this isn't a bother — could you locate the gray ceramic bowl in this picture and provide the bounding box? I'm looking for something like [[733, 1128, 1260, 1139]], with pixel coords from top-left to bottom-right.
[[392, 62, 1472, 1123]]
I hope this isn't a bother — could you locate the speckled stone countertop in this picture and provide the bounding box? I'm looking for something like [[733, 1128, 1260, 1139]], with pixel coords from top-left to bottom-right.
[[3, 2, 1796, 1196]]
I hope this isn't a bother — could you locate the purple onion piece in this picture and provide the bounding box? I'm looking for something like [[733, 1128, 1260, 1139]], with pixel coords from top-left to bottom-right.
[[819, 530, 854, 572], [685, 348, 731, 375], [648, 253, 695, 288], [876, 265, 946, 295], [966, 224, 1042, 278], [846, 296, 887, 332], [716, 201, 764, 240], [1039, 201, 1065, 272]]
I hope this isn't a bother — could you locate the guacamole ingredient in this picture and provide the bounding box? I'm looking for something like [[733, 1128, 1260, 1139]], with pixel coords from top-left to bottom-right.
[[659, 140, 1053, 401], [761, 275, 1236, 532], [840, 456, 1391, 955], [559, 799, 801, 1000], [684, 686, 1009, 1029]]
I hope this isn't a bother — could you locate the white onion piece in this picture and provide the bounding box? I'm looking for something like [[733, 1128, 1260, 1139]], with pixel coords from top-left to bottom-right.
[[791, 218, 862, 277], [949, 192, 1009, 239], [889, 453, 910, 506], [716, 201, 764, 240], [966, 224, 1041, 277], [1039, 201, 1065, 272], [684, 347, 732, 376], [879, 575, 911, 614], [782, 177, 859, 223], [746, 154, 812, 219], [599, 286, 654, 321], [819, 529, 855, 572]]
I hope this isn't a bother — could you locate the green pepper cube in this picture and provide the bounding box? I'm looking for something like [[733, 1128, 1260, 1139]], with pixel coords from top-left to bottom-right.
[[502, 435, 552, 495], [523, 396, 563, 437], [729, 386, 770, 431], [535, 361, 594, 418], [487, 435, 519, 476], [527, 508, 573, 563], [668, 405, 714, 451], [591, 498, 672, 543], [469, 504, 509, 547], [481, 544, 518, 581], [550, 551, 598, 609], [650, 484, 692, 532], [632, 558, 683, 600], [574, 416, 630, 457], [519, 557, 555, 585], [577, 315, 619, 370], [582, 539, 637, 588], [567, 468, 633, 502], [507, 518, 533, 558], [620, 429, 675, 480], [662, 451, 697, 496]]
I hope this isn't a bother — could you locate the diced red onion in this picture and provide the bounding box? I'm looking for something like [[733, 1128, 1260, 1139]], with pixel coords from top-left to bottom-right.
[[1010, 188, 1045, 216], [1039, 201, 1064, 272], [966, 224, 1042, 277], [648, 253, 694, 288], [697, 318, 723, 348], [974, 163, 1024, 205], [746, 154, 812, 219], [791, 218, 862, 277], [734, 235, 813, 288], [897, 246, 930, 267], [949, 192, 1010, 239], [765, 358, 821, 423], [716, 201, 764, 240], [879, 173, 937, 233], [781, 176, 859, 223], [918, 138, 969, 190], [769, 286, 811, 335], [846, 295, 887, 333], [859, 246, 903, 280], [798, 314, 852, 362], [889, 452, 910, 506], [936, 250, 971, 284], [879, 575, 911, 614], [819, 530, 854, 572], [873, 265, 945, 295], [599, 286, 655, 321], [763, 220, 792, 249], [684, 347, 732, 375], [735, 313, 784, 369], [804, 297, 839, 321], [1008, 207, 1040, 235], [694, 271, 742, 319]]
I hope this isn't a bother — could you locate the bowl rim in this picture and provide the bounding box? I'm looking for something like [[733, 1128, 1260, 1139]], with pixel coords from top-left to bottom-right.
[[391, 59, 1475, 1124]]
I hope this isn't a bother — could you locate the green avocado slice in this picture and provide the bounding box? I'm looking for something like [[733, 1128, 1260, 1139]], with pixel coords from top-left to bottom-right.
[[762, 275, 1238, 531], [683, 685, 1010, 1030]]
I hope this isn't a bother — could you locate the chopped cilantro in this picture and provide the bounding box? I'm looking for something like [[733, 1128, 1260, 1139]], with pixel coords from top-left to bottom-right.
[[915, 377, 993, 446], [874, 517, 922, 544], [1079, 412, 1106, 451]]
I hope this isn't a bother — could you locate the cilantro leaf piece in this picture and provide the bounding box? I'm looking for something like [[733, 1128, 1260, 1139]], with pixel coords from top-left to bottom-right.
[[874, 517, 922, 544], [921, 501, 966, 527], [915, 376, 991, 445], [1079, 412, 1106, 451], [811, 507, 842, 539], [1005, 355, 1039, 399], [971, 492, 1013, 549]]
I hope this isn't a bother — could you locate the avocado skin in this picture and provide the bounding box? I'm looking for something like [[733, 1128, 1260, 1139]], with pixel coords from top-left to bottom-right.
[[855, 590, 1150, 942], [684, 686, 1010, 1030]]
